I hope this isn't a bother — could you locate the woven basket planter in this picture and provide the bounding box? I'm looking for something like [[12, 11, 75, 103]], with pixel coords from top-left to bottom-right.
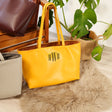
[[72, 31, 98, 60]]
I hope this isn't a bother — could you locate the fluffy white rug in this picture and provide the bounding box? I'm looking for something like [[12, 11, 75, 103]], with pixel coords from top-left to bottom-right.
[[19, 60, 112, 112]]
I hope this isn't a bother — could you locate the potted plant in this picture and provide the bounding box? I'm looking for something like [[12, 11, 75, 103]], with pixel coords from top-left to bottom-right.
[[38, 0, 112, 61]]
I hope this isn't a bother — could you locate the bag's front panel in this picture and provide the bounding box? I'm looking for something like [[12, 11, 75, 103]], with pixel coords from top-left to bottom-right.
[[19, 43, 80, 88]]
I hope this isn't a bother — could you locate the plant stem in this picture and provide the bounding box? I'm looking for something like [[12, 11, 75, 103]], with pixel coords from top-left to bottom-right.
[[62, 7, 68, 28], [53, 16, 70, 33], [80, 0, 85, 9], [97, 21, 110, 25], [60, 21, 69, 32]]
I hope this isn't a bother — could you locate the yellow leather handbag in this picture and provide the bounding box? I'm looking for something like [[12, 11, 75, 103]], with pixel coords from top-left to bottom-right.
[[18, 3, 81, 89]]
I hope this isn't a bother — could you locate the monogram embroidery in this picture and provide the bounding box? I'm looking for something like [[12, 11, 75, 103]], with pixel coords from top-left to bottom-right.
[[48, 52, 60, 61]]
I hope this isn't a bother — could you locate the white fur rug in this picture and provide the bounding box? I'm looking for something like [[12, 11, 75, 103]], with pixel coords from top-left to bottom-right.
[[19, 60, 112, 112]]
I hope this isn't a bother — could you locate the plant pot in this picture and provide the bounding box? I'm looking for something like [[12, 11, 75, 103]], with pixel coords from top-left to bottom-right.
[[72, 31, 98, 60]]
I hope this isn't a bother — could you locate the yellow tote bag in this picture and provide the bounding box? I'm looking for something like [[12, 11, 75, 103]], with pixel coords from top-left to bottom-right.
[[18, 3, 81, 89]]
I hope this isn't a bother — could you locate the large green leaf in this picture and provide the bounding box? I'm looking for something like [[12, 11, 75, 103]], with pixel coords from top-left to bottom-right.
[[71, 9, 97, 38], [91, 45, 103, 61], [103, 24, 112, 40], [79, 0, 100, 9]]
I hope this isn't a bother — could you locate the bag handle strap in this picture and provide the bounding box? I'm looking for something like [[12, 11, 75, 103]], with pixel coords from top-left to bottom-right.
[[38, 2, 65, 48], [0, 52, 4, 61]]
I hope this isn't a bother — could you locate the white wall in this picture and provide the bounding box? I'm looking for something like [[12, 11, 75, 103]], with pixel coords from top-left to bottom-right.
[[38, 0, 112, 47]]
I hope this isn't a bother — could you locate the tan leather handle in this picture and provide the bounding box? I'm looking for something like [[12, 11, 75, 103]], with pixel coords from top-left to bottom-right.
[[94, 35, 106, 41], [97, 35, 107, 40], [0, 53, 4, 61]]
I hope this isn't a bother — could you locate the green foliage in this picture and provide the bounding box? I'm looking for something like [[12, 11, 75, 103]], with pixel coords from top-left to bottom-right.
[[38, 0, 69, 28], [103, 24, 112, 40], [91, 45, 103, 61], [79, 0, 100, 9], [48, 0, 69, 8], [37, 16, 41, 27], [38, 10, 53, 28], [49, 10, 54, 27], [69, 9, 97, 38]]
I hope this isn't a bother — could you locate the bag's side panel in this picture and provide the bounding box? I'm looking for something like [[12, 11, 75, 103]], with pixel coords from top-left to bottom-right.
[[0, 56, 22, 98]]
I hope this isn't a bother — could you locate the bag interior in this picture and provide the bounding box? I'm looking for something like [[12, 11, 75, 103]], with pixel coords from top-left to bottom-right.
[[2, 53, 21, 60], [19, 40, 80, 51]]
